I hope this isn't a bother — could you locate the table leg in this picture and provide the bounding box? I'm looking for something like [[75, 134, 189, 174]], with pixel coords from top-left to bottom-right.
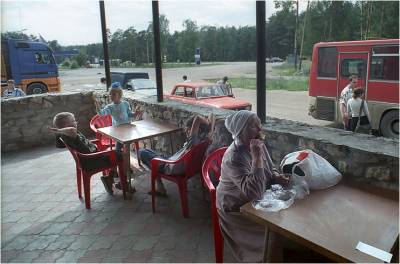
[[263, 228, 284, 263], [262, 227, 269, 263], [123, 143, 133, 198]]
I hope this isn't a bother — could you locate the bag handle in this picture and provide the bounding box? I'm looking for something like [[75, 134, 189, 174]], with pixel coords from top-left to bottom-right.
[[355, 99, 365, 133]]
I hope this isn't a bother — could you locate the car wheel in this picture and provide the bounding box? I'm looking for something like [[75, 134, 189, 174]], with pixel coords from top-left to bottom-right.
[[380, 110, 399, 138], [27, 83, 47, 94]]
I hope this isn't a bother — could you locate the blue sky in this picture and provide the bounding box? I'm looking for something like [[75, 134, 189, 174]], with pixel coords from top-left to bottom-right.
[[1, 0, 307, 45]]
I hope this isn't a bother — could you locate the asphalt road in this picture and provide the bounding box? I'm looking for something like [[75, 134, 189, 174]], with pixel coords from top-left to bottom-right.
[[59, 62, 332, 127]]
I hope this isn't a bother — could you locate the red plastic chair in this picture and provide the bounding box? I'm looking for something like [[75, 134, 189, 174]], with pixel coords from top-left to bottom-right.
[[60, 138, 127, 209], [90, 114, 141, 166], [202, 147, 227, 263], [151, 140, 211, 218]]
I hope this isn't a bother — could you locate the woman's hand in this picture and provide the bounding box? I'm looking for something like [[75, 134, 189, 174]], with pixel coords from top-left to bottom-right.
[[273, 173, 290, 187], [250, 139, 264, 168]]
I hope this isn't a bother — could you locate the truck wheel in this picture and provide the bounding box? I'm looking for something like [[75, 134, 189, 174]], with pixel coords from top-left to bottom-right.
[[27, 83, 48, 94], [380, 110, 399, 138]]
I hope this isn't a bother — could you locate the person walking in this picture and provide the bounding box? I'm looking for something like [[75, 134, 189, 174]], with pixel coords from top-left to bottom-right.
[[217, 76, 233, 97], [339, 75, 357, 130], [347, 88, 371, 133]]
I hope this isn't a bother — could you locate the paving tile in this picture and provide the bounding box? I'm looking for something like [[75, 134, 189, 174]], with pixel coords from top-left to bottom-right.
[[80, 222, 108, 235], [45, 235, 78, 250], [110, 235, 139, 250], [54, 250, 86, 263], [62, 222, 88, 235], [102, 249, 131, 263], [131, 236, 159, 251], [24, 235, 59, 251], [9, 250, 44, 263], [88, 235, 118, 250], [123, 249, 152, 263], [3, 235, 36, 250], [1, 250, 20, 262], [67, 235, 97, 251], [31, 250, 65, 263], [40, 223, 70, 235]]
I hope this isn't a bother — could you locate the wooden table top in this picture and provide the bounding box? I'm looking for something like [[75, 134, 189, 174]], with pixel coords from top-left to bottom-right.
[[240, 184, 399, 263], [97, 119, 182, 144]]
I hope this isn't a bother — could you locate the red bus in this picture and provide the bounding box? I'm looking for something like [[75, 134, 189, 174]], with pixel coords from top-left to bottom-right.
[[308, 39, 399, 138]]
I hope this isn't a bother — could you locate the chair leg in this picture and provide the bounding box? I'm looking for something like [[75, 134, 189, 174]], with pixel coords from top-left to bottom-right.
[[151, 173, 156, 213], [118, 164, 127, 200], [82, 174, 91, 209], [178, 180, 189, 218], [134, 141, 141, 166], [76, 168, 82, 198]]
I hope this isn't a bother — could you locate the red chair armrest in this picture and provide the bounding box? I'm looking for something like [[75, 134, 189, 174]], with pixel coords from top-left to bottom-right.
[[151, 157, 182, 165], [203, 172, 216, 192], [77, 149, 118, 165]]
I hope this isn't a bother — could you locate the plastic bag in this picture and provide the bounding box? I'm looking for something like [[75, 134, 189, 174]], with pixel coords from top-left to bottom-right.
[[253, 184, 296, 212], [280, 149, 342, 190]]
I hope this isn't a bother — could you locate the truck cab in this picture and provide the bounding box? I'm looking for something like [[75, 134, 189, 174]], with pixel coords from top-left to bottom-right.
[[1, 39, 61, 95]]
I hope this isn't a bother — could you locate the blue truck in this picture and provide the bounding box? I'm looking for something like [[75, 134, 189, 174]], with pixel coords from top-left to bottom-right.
[[1, 38, 61, 95]]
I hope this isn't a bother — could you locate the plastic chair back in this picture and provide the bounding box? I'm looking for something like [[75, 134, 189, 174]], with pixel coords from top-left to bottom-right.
[[183, 140, 211, 178], [89, 114, 114, 146], [202, 147, 227, 263]]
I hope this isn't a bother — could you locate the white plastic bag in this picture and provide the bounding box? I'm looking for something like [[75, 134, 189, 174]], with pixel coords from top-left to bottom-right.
[[280, 149, 342, 190]]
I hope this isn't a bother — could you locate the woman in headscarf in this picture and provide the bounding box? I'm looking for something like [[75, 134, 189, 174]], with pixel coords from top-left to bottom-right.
[[216, 110, 288, 262]]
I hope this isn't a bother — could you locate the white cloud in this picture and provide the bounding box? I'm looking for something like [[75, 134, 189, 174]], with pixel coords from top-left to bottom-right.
[[1, 0, 306, 45]]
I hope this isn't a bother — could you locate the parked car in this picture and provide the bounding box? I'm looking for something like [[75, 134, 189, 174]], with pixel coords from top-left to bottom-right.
[[165, 82, 252, 111], [270, 57, 284, 63], [126, 78, 157, 96], [266, 58, 271, 63], [111, 71, 149, 89]]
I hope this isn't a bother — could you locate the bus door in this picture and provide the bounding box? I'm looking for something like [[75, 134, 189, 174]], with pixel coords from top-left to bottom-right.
[[337, 52, 369, 120]]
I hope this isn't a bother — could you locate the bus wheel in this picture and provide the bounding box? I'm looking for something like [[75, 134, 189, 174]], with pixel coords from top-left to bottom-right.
[[380, 110, 399, 138], [27, 83, 47, 94]]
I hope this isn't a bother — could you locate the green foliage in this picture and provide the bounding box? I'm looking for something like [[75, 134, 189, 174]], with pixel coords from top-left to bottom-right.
[[61, 60, 71, 68], [206, 77, 308, 91], [70, 61, 79, 69]]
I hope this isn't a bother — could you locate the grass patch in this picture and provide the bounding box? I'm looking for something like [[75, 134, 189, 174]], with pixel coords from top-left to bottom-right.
[[271, 61, 311, 77], [206, 77, 308, 91]]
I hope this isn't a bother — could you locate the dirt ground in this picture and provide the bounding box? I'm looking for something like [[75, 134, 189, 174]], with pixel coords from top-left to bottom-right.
[[59, 62, 333, 127]]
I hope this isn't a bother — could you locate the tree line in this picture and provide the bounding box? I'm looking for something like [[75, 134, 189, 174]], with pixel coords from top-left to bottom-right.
[[2, 1, 398, 66]]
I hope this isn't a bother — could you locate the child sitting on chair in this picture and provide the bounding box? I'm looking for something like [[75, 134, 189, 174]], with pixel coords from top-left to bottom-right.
[[48, 112, 119, 195]]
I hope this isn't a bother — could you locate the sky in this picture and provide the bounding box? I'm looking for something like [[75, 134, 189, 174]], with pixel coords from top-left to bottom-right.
[[1, 0, 307, 46]]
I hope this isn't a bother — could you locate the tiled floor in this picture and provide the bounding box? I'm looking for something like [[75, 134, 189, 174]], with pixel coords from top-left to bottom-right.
[[1, 146, 236, 263]]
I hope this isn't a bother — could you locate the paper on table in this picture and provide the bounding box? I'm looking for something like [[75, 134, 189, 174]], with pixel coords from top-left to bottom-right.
[[355, 241, 393, 263]]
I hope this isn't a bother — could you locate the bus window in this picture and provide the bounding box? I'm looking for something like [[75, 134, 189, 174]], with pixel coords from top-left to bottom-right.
[[370, 45, 399, 81], [318, 47, 337, 78], [340, 59, 366, 78]]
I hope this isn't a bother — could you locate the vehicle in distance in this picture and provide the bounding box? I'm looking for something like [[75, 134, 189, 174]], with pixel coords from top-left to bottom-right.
[[126, 78, 157, 96], [270, 57, 284, 63], [165, 82, 252, 111], [308, 39, 399, 138], [111, 71, 149, 89], [1, 38, 60, 95]]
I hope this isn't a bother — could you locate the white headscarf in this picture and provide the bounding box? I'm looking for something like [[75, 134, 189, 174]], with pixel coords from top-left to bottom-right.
[[225, 110, 257, 143]]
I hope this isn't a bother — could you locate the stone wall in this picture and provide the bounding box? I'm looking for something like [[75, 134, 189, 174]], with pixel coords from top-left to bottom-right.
[[2, 90, 398, 191], [1, 92, 96, 152], [94, 90, 399, 191]]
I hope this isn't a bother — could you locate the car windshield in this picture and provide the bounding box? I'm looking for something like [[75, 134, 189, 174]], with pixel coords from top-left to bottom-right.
[[129, 79, 156, 89], [196, 85, 226, 98]]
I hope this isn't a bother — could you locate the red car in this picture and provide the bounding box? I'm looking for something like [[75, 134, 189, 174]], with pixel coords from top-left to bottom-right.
[[165, 82, 252, 111]]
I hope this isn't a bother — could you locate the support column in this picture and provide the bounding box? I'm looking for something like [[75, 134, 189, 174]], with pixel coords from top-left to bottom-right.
[[152, 0, 163, 102], [99, 0, 111, 91], [256, 1, 266, 123]]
